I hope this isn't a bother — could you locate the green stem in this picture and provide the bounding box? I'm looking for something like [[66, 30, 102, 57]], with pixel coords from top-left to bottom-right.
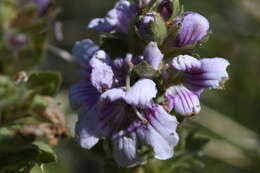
[[126, 61, 134, 90]]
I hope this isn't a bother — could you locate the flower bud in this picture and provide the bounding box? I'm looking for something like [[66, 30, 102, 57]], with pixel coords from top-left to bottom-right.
[[174, 12, 210, 48], [157, 0, 173, 20], [138, 12, 167, 44]]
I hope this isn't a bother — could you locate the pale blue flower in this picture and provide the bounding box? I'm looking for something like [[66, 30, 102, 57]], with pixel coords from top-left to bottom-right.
[[174, 12, 210, 48], [164, 55, 230, 116], [88, 0, 137, 33]]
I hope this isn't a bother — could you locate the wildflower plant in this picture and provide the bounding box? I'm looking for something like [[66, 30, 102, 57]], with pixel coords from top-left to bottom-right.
[[70, 0, 230, 170]]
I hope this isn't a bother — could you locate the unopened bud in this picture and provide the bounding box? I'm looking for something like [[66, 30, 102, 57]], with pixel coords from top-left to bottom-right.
[[138, 12, 167, 44]]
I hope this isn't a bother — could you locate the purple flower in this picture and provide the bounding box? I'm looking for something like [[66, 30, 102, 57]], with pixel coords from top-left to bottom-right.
[[70, 39, 179, 167], [72, 39, 132, 86], [173, 12, 210, 48], [142, 41, 164, 70], [88, 0, 137, 33], [71, 79, 179, 167], [164, 55, 230, 116], [157, 0, 173, 21]]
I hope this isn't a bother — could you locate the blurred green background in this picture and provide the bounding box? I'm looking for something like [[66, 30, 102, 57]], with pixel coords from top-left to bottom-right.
[[32, 0, 260, 172]]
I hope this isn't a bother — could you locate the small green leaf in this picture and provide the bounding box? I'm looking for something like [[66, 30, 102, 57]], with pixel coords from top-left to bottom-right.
[[33, 141, 57, 164], [133, 61, 157, 78], [27, 72, 61, 96]]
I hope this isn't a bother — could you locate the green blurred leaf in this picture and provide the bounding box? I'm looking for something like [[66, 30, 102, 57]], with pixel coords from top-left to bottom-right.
[[33, 141, 57, 164], [27, 72, 61, 96], [0, 128, 57, 172], [186, 132, 210, 152]]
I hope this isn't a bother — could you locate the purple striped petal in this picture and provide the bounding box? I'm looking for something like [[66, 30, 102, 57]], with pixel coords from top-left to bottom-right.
[[72, 39, 100, 68], [175, 12, 210, 48], [185, 58, 230, 89], [112, 132, 140, 167], [165, 85, 201, 116], [69, 80, 100, 110], [137, 105, 179, 160], [96, 88, 128, 136], [171, 55, 201, 72], [145, 105, 179, 147], [171, 55, 230, 90]]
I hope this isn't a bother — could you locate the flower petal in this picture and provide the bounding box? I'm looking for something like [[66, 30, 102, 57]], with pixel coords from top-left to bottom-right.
[[112, 132, 140, 167], [165, 85, 201, 116], [171, 55, 201, 73], [175, 12, 210, 47], [88, 0, 137, 33], [88, 17, 116, 33], [146, 105, 179, 147], [69, 80, 100, 110], [89, 50, 114, 92], [143, 42, 164, 70], [101, 88, 125, 102], [72, 39, 100, 68], [75, 108, 100, 149], [185, 58, 230, 89], [137, 123, 173, 160], [96, 89, 128, 136], [125, 79, 157, 107], [171, 55, 230, 90]]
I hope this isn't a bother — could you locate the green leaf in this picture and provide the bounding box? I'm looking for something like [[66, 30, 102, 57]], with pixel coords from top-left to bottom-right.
[[185, 131, 210, 152], [133, 61, 157, 78], [33, 141, 57, 164], [27, 72, 62, 96], [0, 128, 57, 172], [0, 76, 15, 100], [100, 35, 129, 59], [0, 147, 39, 173]]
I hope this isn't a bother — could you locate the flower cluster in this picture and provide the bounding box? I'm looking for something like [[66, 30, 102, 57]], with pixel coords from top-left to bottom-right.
[[70, 0, 230, 167]]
